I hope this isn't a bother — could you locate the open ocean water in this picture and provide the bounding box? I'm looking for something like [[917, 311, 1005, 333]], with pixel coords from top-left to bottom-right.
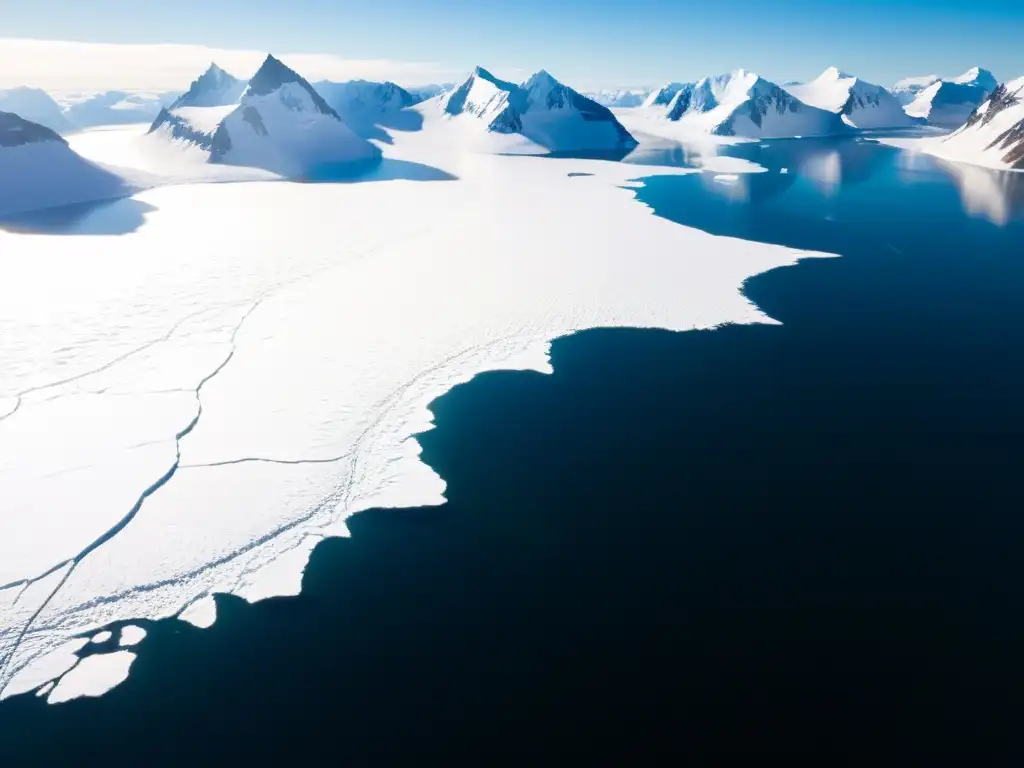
[[2, 137, 1024, 764]]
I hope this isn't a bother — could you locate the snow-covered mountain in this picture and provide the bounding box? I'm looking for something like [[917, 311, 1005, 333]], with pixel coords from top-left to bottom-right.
[[313, 79, 420, 141], [62, 90, 181, 128], [0, 111, 131, 216], [643, 82, 690, 109], [785, 67, 915, 128], [434, 67, 636, 152], [315, 79, 415, 114], [903, 67, 998, 128], [625, 70, 848, 139], [584, 88, 652, 108], [170, 63, 247, 109], [892, 75, 940, 106], [934, 77, 1024, 170], [0, 87, 74, 133], [147, 55, 380, 176]]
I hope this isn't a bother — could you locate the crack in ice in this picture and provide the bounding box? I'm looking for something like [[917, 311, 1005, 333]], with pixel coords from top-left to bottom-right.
[[0, 299, 263, 687], [0, 307, 224, 428]]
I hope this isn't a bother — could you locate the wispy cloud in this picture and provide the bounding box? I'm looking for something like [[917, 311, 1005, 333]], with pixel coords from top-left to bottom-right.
[[0, 38, 466, 94]]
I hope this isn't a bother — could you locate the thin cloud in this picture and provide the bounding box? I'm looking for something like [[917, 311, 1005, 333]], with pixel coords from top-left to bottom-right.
[[0, 38, 465, 93]]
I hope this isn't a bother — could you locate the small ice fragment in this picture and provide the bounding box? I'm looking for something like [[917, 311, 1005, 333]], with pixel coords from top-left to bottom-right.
[[48, 652, 136, 704], [90, 630, 113, 644], [179, 595, 217, 629], [119, 626, 147, 647]]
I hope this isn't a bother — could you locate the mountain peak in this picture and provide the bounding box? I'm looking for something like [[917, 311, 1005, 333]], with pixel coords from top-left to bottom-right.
[[171, 62, 247, 109], [819, 66, 853, 81], [524, 70, 559, 90], [951, 67, 997, 91]]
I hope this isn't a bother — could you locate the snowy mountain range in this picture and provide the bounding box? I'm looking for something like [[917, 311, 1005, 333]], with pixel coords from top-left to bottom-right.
[[170, 63, 247, 109], [0, 87, 74, 134], [892, 75, 940, 106], [936, 76, 1024, 170], [312, 79, 422, 141], [902, 67, 998, 127], [0, 110, 131, 216], [62, 90, 181, 128], [583, 88, 652, 108], [434, 67, 637, 152], [405, 84, 453, 104], [624, 70, 849, 139], [785, 67, 915, 129], [148, 55, 380, 176]]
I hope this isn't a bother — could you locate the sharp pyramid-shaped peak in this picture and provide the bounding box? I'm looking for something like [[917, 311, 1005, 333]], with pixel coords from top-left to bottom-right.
[[523, 69, 562, 92], [171, 61, 247, 109], [244, 54, 339, 118], [247, 54, 302, 96]]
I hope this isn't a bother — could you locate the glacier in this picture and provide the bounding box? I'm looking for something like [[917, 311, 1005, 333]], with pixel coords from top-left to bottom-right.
[[0, 112, 833, 703]]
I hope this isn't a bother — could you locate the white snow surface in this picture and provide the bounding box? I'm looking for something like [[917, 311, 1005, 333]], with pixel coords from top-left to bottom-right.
[[119, 626, 147, 647], [785, 67, 915, 129], [0, 119, 833, 702], [47, 651, 135, 704], [622, 70, 847, 140], [0, 87, 74, 133]]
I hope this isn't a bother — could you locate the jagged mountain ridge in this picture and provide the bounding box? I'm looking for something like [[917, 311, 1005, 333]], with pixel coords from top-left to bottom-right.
[[629, 70, 848, 138], [148, 55, 380, 176], [436, 66, 636, 151]]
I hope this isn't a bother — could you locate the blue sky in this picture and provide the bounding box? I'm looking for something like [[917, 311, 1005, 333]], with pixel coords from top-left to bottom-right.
[[2, 0, 1022, 88]]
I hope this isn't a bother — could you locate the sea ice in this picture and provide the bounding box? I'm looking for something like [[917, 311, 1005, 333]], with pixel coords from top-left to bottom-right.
[[0, 121, 833, 700]]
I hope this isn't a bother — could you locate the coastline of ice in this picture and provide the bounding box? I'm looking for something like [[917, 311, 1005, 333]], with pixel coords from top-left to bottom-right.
[[0, 121, 835, 704]]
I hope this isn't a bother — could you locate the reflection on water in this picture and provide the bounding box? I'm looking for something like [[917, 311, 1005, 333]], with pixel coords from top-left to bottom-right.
[[931, 159, 1024, 226], [302, 157, 458, 184], [626, 135, 1024, 227]]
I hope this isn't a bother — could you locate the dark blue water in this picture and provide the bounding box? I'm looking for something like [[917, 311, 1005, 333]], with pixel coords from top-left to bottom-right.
[[3, 139, 1024, 764]]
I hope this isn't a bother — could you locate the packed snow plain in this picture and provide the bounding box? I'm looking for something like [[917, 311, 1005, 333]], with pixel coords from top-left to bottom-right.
[[0, 108, 833, 704]]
